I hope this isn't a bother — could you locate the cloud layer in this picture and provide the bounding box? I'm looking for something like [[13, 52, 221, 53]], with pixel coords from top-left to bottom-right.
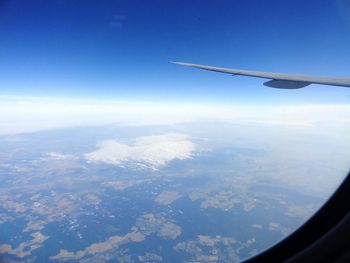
[[85, 133, 195, 169], [1, 96, 350, 135]]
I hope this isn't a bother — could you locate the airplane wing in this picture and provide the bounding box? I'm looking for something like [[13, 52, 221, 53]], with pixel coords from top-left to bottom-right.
[[171, 61, 350, 89]]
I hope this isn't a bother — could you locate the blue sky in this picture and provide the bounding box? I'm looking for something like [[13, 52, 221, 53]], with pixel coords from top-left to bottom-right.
[[0, 0, 350, 105]]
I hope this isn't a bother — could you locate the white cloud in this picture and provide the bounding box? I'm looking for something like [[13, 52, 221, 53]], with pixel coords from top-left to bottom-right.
[[85, 133, 195, 170], [0, 96, 349, 135], [0, 96, 240, 135], [46, 152, 74, 160]]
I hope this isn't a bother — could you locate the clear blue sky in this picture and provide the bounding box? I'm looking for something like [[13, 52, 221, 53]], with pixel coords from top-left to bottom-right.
[[0, 0, 350, 105]]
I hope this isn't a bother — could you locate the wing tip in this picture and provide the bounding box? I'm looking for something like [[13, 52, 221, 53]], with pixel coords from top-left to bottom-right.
[[169, 61, 193, 66]]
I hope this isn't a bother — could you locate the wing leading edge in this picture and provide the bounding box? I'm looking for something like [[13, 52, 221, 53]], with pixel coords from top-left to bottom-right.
[[171, 61, 350, 89]]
